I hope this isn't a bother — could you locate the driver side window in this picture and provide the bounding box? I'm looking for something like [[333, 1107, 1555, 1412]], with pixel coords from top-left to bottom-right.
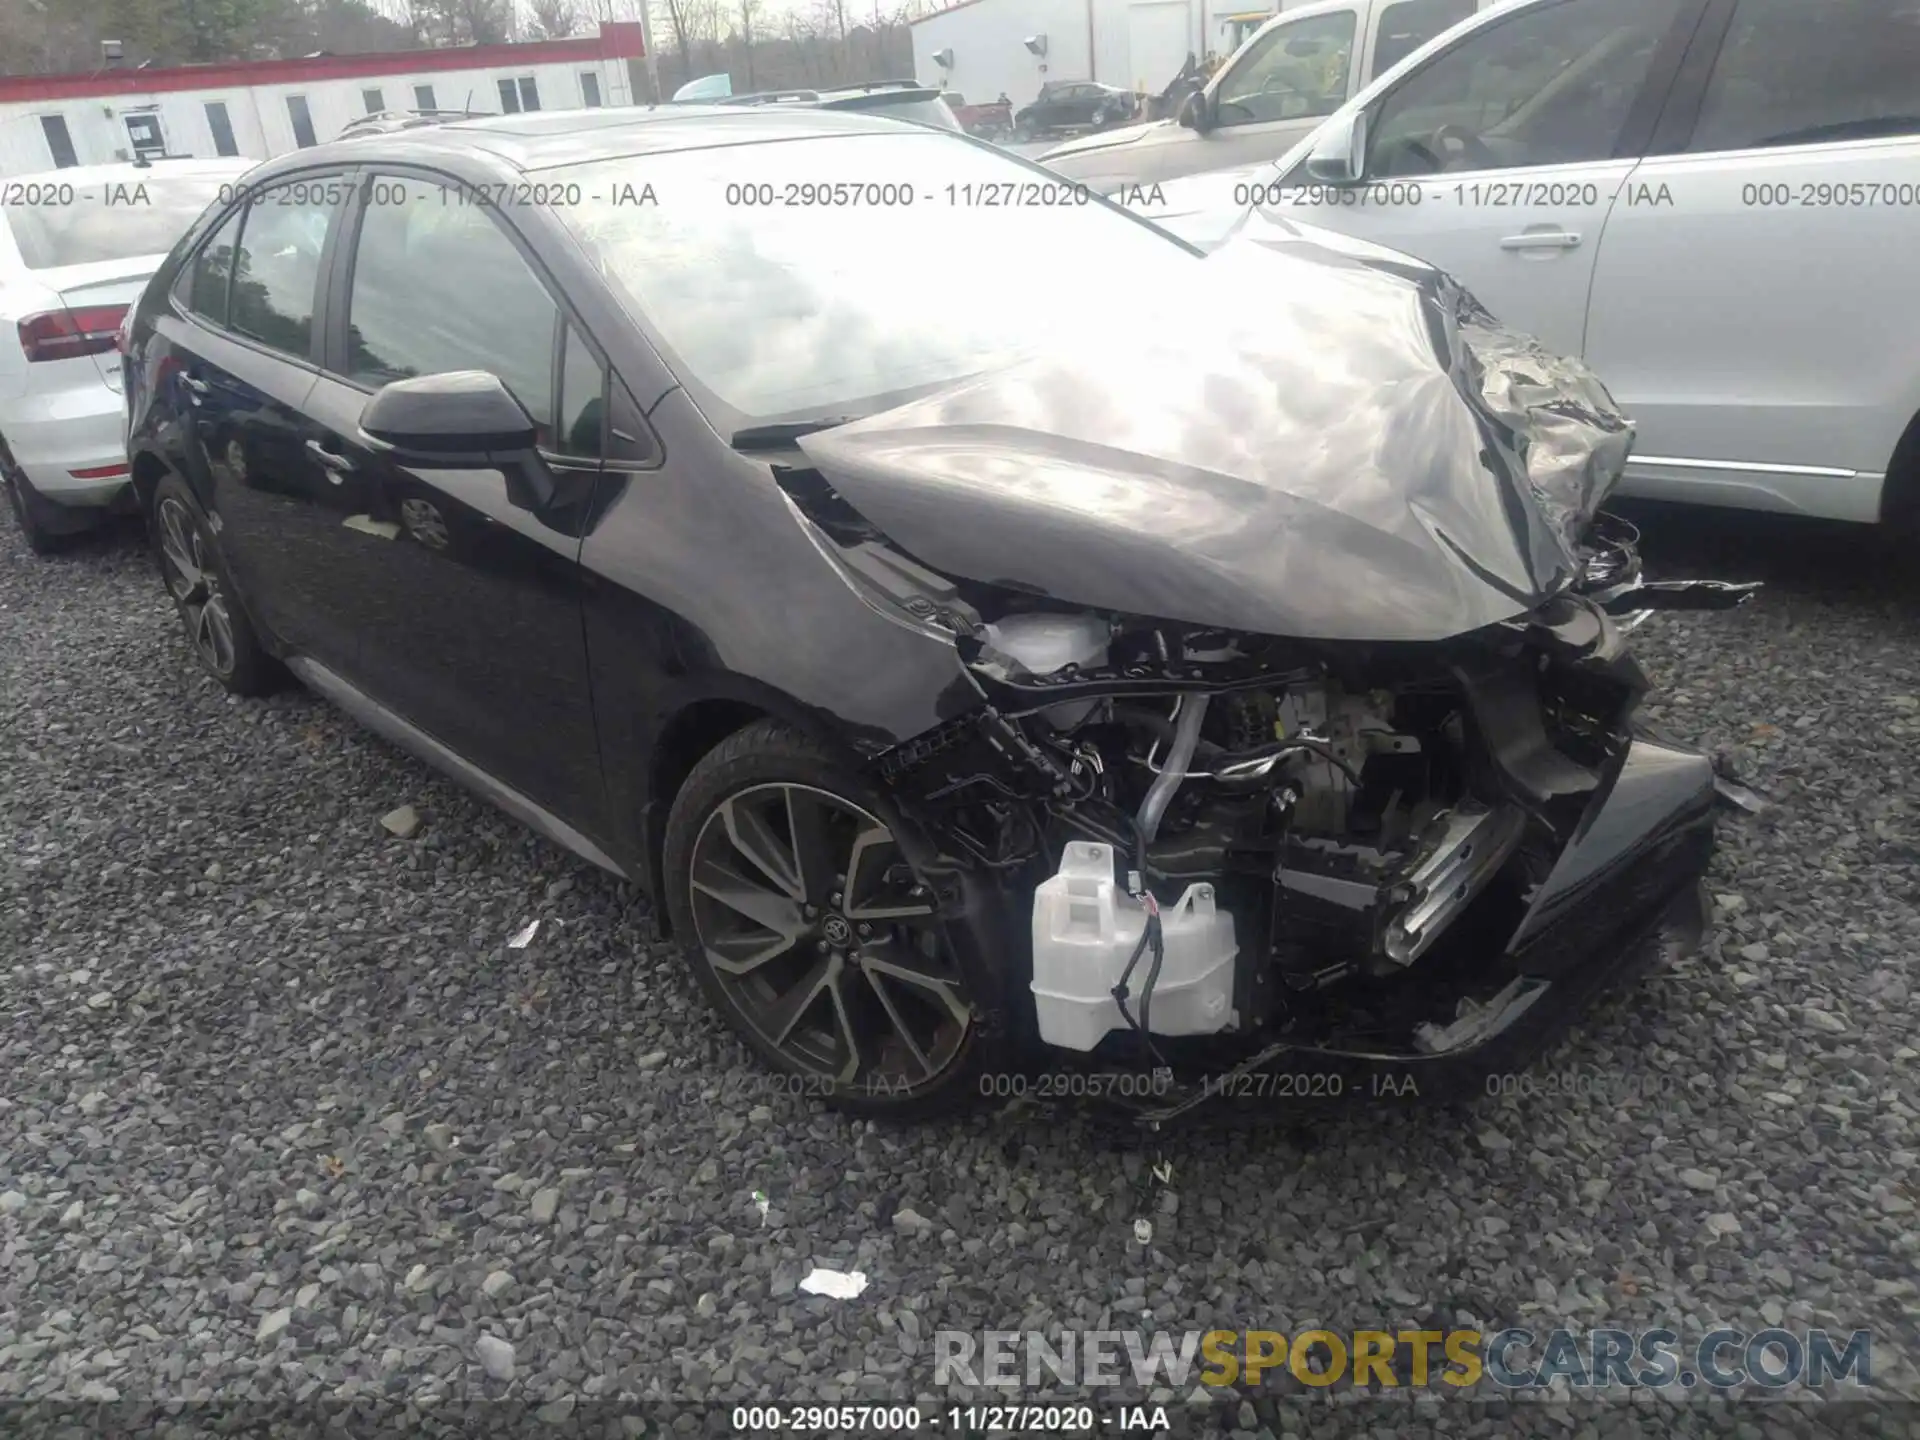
[[344, 174, 559, 443], [1216, 10, 1357, 127], [1365, 0, 1680, 177]]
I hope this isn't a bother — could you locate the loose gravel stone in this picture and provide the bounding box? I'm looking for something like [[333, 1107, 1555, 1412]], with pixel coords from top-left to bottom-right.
[[379, 804, 421, 838], [891, 1207, 935, 1237], [0, 509, 1915, 1420], [475, 1333, 515, 1381]]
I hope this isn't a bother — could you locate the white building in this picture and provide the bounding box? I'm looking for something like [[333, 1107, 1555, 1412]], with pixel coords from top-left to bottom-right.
[[912, 0, 1273, 109], [0, 23, 648, 178]]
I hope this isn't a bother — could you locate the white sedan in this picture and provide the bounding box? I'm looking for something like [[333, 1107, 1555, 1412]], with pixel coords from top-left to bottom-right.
[[1131, 0, 1920, 526], [1, 158, 253, 552]]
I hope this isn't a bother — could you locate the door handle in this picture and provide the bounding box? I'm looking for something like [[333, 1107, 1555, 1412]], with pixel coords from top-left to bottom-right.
[[305, 439, 354, 480], [1500, 229, 1582, 251], [180, 374, 209, 395]]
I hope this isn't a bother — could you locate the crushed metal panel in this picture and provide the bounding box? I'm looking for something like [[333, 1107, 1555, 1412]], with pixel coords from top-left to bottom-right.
[[799, 234, 1635, 643]]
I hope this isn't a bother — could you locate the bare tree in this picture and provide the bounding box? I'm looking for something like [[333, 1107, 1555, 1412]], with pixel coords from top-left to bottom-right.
[[455, 0, 514, 42], [814, 0, 847, 80], [526, 0, 581, 38], [734, 0, 759, 86], [368, 0, 429, 43], [656, 0, 693, 86], [781, 8, 820, 85], [679, 0, 724, 80], [392, 0, 510, 44]]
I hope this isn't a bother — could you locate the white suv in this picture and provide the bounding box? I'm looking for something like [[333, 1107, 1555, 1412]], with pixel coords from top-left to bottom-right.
[[1041, 0, 1495, 195], [1, 158, 253, 552], [1138, 0, 1920, 526]]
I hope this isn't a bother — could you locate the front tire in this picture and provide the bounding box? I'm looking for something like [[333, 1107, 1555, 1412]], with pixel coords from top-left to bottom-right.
[[149, 472, 279, 696], [663, 720, 990, 1117]]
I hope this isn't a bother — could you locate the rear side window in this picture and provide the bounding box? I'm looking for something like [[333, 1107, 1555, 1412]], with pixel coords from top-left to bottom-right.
[[178, 208, 244, 325], [344, 174, 558, 438], [1688, 0, 1920, 152], [229, 180, 340, 357]]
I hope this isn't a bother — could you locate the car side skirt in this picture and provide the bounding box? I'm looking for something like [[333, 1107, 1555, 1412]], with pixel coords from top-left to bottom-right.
[[284, 655, 631, 882], [1617, 456, 1884, 524]]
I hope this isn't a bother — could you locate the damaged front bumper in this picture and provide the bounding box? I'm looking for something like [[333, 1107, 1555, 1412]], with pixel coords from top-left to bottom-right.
[[1118, 732, 1721, 1125]]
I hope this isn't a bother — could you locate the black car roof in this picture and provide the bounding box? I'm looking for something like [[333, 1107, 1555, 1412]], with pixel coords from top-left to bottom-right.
[[269, 105, 928, 178]]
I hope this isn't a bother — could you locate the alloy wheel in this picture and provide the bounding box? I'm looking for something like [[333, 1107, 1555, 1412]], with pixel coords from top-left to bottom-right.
[[155, 494, 237, 678], [399, 497, 451, 551], [688, 783, 973, 1092]]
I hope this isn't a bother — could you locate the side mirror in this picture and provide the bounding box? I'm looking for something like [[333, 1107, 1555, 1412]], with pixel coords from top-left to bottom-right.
[[1179, 89, 1212, 133], [359, 370, 553, 510], [360, 370, 538, 453], [1304, 108, 1367, 184]]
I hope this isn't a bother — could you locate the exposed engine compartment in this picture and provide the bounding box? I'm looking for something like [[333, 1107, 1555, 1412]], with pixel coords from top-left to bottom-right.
[[965, 612, 1556, 1053], [778, 458, 1748, 1093], [870, 577, 1652, 1071]]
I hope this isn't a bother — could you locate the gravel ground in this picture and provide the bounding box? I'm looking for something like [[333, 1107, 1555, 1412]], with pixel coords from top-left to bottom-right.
[[2, 506, 1917, 1437]]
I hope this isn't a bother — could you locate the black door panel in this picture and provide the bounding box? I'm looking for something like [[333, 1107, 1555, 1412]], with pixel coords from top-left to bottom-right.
[[301, 171, 608, 826], [305, 375, 604, 814], [155, 174, 360, 669]]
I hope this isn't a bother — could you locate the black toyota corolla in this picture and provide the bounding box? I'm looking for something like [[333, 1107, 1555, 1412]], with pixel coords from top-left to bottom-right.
[[123, 106, 1755, 1119]]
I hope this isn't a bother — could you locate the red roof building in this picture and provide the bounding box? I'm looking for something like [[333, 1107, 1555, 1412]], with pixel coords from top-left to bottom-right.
[[0, 23, 648, 176]]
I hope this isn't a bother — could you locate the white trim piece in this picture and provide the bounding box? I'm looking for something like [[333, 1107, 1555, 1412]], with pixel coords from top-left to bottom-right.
[[1630, 454, 1856, 479]]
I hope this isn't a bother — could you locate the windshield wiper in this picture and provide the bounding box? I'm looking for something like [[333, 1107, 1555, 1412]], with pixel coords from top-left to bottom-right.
[[729, 416, 864, 449]]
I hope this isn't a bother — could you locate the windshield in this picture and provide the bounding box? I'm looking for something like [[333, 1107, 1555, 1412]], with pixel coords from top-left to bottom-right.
[[1216, 11, 1357, 124], [549, 131, 1199, 427], [3, 172, 236, 270]]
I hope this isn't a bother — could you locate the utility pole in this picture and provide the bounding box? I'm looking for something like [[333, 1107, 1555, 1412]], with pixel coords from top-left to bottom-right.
[[641, 0, 664, 101]]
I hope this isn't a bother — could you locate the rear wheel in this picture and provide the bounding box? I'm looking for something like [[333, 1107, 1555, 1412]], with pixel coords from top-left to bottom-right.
[[663, 720, 989, 1116], [149, 473, 278, 696]]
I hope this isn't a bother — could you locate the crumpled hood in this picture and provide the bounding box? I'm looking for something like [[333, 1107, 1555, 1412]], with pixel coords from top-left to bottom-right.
[[796, 230, 1633, 644]]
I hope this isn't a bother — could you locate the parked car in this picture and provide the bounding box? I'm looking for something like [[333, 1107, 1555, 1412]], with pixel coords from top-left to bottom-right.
[[1015, 80, 1140, 138], [123, 107, 1748, 1116], [1041, 0, 1485, 193], [0, 157, 255, 552], [1135, 0, 1920, 527], [943, 91, 1014, 138]]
